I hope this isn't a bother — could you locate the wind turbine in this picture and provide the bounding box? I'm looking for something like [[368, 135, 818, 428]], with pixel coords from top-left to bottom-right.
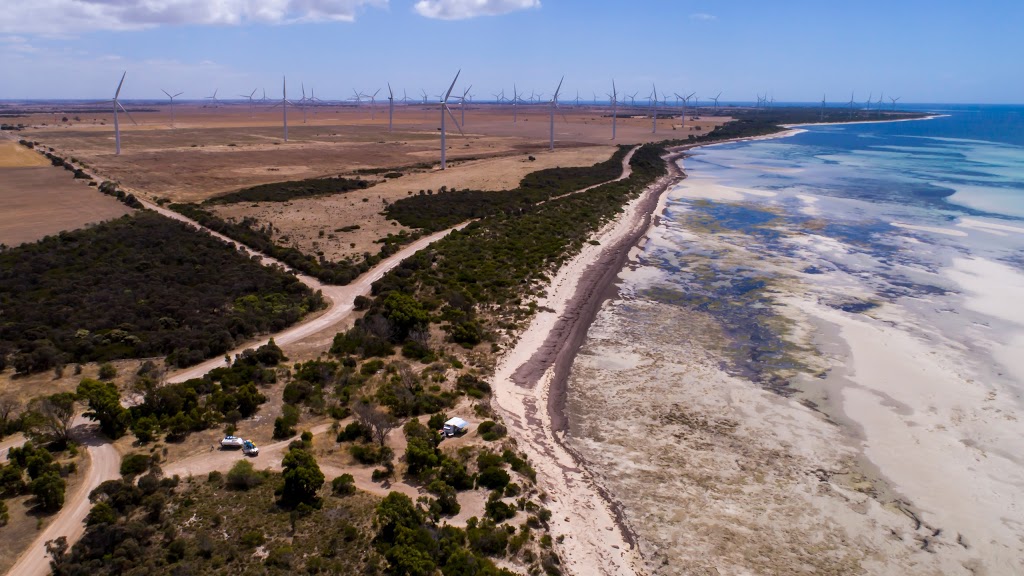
[[877, 92, 885, 116], [609, 79, 618, 140], [628, 91, 639, 107], [300, 83, 308, 123], [439, 70, 463, 170], [460, 85, 472, 126], [402, 89, 411, 104], [575, 90, 580, 107], [369, 88, 381, 120], [864, 92, 872, 116], [890, 96, 901, 111], [711, 92, 722, 112], [240, 88, 257, 117], [649, 84, 658, 134], [269, 76, 294, 142], [260, 88, 268, 104], [161, 89, 183, 127], [848, 92, 856, 118], [512, 84, 521, 123], [420, 89, 429, 104], [110, 72, 137, 155], [548, 76, 565, 151], [820, 94, 826, 121], [204, 88, 220, 108], [387, 83, 394, 132]]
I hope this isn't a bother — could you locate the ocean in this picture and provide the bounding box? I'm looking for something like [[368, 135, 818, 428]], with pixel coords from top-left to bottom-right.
[[565, 106, 1024, 575]]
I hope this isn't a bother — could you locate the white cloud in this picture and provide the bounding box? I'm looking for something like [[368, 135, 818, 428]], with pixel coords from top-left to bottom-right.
[[0, 0, 388, 35], [414, 0, 539, 20], [689, 13, 716, 21]]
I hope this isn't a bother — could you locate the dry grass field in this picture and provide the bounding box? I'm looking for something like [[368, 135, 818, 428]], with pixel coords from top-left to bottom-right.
[[0, 140, 50, 168], [4, 103, 724, 263], [0, 163, 134, 247], [10, 103, 726, 200]]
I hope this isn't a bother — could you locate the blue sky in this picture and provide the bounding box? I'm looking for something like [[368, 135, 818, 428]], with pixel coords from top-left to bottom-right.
[[1, 0, 1021, 103]]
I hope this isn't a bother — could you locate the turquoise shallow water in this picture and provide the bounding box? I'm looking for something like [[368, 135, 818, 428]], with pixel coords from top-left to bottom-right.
[[687, 105, 1024, 219]]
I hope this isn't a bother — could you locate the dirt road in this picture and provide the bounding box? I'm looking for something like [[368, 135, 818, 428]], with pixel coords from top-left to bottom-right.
[[5, 419, 120, 576]]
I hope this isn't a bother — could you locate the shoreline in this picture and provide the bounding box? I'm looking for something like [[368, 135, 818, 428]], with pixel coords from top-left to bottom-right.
[[491, 146, 687, 575], [491, 112, 954, 574]]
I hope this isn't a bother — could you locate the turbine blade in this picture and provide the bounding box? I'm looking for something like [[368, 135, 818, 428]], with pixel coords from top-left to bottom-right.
[[443, 70, 461, 102], [444, 104, 464, 135], [162, 89, 171, 98], [554, 76, 564, 100], [119, 102, 139, 125], [115, 71, 127, 98]]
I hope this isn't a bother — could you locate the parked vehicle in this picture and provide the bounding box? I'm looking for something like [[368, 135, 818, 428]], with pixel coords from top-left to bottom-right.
[[442, 417, 469, 437], [220, 435, 244, 449], [242, 440, 259, 456]]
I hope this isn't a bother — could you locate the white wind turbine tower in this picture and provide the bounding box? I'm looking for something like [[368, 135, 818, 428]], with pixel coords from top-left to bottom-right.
[[270, 76, 294, 142], [711, 92, 722, 112], [864, 92, 873, 116], [240, 88, 257, 117], [161, 89, 183, 127], [402, 89, 411, 104], [110, 72, 137, 155], [300, 84, 309, 123], [890, 95, 901, 111], [420, 89, 429, 104], [387, 83, 395, 132], [608, 79, 619, 140], [877, 92, 885, 116], [548, 76, 565, 151], [820, 94, 826, 121], [512, 84, 521, 124], [848, 92, 856, 117], [439, 70, 463, 170], [574, 90, 580, 107]]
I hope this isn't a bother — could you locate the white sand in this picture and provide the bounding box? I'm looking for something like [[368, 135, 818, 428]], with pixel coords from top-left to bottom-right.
[[489, 179, 669, 576], [890, 221, 968, 237]]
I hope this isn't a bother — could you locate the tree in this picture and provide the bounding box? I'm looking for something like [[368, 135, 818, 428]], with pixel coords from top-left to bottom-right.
[[381, 292, 430, 341], [353, 402, 399, 447], [77, 379, 131, 439], [280, 447, 323, 506], [30, 392, 77, 446], [0, 394, 18, 437], [30, 471, 65, 512]]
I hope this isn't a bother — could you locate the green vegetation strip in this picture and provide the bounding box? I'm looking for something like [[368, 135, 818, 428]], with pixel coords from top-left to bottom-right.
[[384, 146, 631, 231], [205, 176, 372, 205], [347, 144, 668, 353], [0, 212, 324, 372]]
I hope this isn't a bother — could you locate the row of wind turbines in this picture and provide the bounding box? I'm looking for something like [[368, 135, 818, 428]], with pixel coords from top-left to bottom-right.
[[106, 72, 900, 169]]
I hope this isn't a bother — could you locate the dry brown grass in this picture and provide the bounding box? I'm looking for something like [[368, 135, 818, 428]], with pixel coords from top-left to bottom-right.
[[0, 141, 49, 168], [0, 166, 133, 247]]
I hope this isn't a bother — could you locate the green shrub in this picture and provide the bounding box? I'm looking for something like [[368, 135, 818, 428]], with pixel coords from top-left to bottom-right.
[[331, 473, 356, 496], [226, 459, 264, 490], [477, 420, 506, 441], [119, 453, 151, 478], [476, 467, 510, 491], [98, 363, 117, 380]]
